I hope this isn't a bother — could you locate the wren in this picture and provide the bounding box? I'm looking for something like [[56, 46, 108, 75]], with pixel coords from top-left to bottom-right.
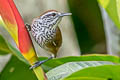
[[26, 10, 72, 69]]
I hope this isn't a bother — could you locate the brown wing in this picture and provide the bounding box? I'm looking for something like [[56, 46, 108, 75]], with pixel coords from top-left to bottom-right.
[[53, 27, 62, 49], [45, 27, 62, 57]]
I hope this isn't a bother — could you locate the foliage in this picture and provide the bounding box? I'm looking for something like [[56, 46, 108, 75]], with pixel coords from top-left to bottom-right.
[[46, 61, 115, 80], [0, 0, 120, 80], [0, 35, 11, 55], [40, 54, 119, 72], [63, 65, 120, 80], [0, 34, 120, 80], [98, 0, 120, 29], [0, 0, 47, 79], [68, 0, 105, 53], [0, 56, 37, 80], [0, 34, 28, 64]]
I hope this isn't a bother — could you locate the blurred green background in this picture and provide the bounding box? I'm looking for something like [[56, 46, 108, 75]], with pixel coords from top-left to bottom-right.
[[68, 0, 106, 54], [1, 0, 120, 80]]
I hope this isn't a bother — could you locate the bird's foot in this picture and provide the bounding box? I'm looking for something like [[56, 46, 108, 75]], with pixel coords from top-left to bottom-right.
[[30, 55, 54, 69], [25, 23, 31, 31]]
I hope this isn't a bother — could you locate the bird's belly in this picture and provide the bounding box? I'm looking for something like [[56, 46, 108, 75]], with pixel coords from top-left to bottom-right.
[[32, 30, 56, 47]]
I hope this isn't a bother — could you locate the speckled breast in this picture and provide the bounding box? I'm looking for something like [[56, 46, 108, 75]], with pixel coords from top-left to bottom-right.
[[31, 19, 56, 47]]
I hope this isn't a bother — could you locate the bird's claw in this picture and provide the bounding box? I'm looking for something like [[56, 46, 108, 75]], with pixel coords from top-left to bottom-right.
[[25, 23, 31, 31], [30, 56, 54, 69]]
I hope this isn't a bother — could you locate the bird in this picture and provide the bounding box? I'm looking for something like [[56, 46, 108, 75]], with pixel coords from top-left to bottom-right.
[[26, 10, 72, 69]]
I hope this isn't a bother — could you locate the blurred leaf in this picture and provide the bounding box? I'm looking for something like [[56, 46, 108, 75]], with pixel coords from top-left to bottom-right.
[[39, 54, 119, 72], [0, 35, 11, 55], [7, 42, 28, 64], [0, 0, 18, 44], [98, 0, 120, 29], [0, 34, 28, 64], [0, 16, 10, 55], [0, 55, 37, 80], [68, 0, 106, 53], [46, 61, 114, 80], [0, 0, 38, 65], [63, 65, 120, 80]]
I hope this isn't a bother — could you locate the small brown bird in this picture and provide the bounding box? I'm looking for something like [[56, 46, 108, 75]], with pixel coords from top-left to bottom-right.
[[26, 10, 72, 69]]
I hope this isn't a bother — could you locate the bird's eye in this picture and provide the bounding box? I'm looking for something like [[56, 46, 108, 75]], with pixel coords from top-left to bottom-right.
[[52, 13, 56, 16]]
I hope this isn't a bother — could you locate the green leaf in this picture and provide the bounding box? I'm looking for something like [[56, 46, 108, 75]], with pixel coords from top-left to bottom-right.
[[0, 35, 11, 55], [0, 35, 28, 64], [64, 65, 120, 80], [46, 61, 114, 80], [0, 17, 28, 63], [68, 0, 106, 53], [98, 0, 120, 29], [7, 42, 28, 64], [63, 77, 107, 80], [0, 55, 37, 80], [39, 54, 119, 72], [0, 35, 119, 72], [0, 17, 24, 57]]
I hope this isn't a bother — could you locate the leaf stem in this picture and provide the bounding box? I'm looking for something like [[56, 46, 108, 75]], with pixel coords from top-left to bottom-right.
[[33, 66, 47, 80]]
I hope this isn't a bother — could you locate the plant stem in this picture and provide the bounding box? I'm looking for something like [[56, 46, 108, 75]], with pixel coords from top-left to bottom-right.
[[33, 66, 47, 80]]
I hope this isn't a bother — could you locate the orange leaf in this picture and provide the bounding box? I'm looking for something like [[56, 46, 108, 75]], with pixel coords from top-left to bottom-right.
[[0, 0, 47, 80], [0, 0, 37, 64]]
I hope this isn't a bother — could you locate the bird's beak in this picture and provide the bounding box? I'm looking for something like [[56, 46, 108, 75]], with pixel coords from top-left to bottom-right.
[[60, 13, 72, 17]]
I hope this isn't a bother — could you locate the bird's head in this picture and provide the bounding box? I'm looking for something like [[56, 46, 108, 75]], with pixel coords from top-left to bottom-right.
[[37, 10, 72, 29]]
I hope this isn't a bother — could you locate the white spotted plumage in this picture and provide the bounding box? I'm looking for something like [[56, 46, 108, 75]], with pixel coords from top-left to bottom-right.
[[27, 10, 72, 69], [31, 11, 61, 48], [28, 10, 72, 69]]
